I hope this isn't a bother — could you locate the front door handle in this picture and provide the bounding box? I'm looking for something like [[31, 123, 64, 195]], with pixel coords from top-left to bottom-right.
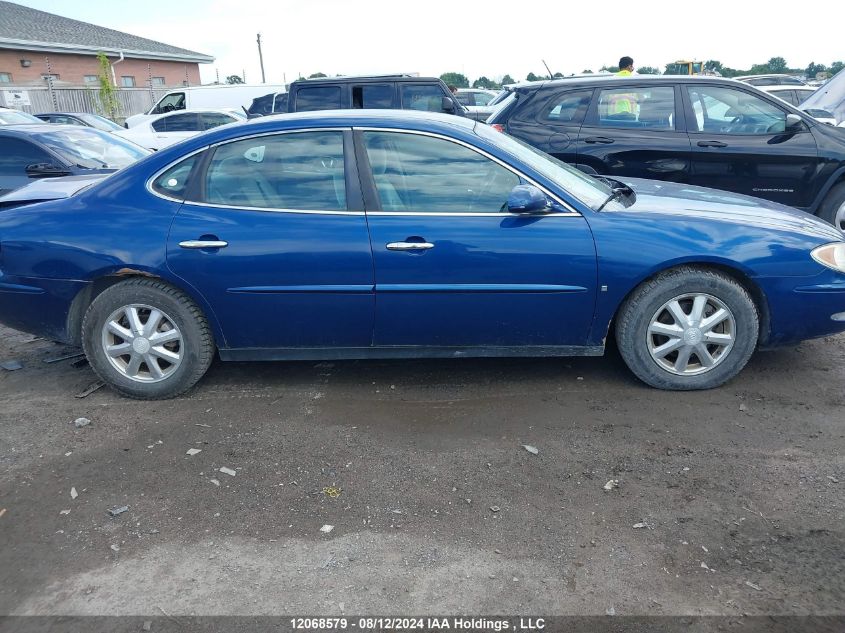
[[386, 241, 434, 251], [697, 140, 728, 148], [584, 136, 615, 144], [179, 240, 228, 249]]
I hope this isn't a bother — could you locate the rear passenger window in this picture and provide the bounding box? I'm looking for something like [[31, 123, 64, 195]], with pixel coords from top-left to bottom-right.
[[542, 90, 592, 124], [201, 131, 346, 210], [596, 86, 675, 130], [352, 84, 393, 108], [151, 154, 199, 199], [401, 85, 447, 112], [153, 113, 200, 132], [296, 86, 341, 111]]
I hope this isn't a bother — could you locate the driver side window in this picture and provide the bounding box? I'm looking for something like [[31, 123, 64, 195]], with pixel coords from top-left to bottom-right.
[[687, 85, 786, 135], [362, 131, 520, 213]]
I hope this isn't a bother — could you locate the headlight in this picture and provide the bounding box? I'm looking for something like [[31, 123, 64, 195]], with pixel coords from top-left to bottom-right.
[[811, 242, 845, 273]]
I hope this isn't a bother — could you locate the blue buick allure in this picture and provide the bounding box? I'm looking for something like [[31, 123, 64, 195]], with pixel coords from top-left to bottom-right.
[[0, 111, 844, 398]]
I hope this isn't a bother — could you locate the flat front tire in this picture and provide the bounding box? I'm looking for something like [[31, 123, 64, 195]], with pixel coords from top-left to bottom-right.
[[615, 268, 759, 390], [81, 279, 215, 399]]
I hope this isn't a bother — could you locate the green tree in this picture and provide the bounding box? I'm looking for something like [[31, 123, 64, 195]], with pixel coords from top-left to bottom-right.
[[439, 72, 469, 88], [526, 72, 542, 82], [806, 62, 826, 79], [767, 57, 788, 73], [473, 76, 501, 89], [581, 69, 594, 74], [95, 52, 120, 121], [500, 74, 515, 85], [308, 72, 327, 79], [704, 60, 723, 73], [830, 61, 845, 76], [636, 66, 660, 75], [225, 74, 244, 84], [552, 72, 564, 78], [599, 64, 618, 73]]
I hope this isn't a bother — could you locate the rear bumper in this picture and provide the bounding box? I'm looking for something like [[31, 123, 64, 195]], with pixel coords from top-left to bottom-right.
[[0, 272, 87, 342]]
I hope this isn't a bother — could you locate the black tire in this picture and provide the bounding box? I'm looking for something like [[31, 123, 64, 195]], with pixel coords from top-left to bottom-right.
[[615, 267, 759, 390], [818, 182, 845, 232], [81, 278, 215, 399]]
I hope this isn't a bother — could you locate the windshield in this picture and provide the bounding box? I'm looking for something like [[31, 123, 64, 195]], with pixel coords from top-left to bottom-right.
[[0, 109, 41, 124], [34, 127, 150, 169], [476, 123, 613, 210], [75, 113, 124, 132]]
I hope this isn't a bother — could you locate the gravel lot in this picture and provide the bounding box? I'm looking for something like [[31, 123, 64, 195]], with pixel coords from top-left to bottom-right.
[[1, 323, 843, 617]]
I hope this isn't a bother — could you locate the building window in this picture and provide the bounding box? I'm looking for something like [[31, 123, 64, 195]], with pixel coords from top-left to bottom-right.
[[151, 76, 165, 87], [0, 72, 11, 83], [84, 75, 98, 84], [121, 76, 136, 87], [41, 73, 59, 81]]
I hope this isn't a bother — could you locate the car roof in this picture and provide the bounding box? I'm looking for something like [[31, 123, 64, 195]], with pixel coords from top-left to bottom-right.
[[291, 75, 442, 85], [201, 109, 476, 139], [735, 74, 803, 80], [35, 112, 98, 117], [0, 123, 65, 135], [507, 74, 741, 92]]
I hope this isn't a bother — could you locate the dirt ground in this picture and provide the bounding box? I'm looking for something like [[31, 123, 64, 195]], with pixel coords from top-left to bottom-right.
[[0, 323, 843, 617]]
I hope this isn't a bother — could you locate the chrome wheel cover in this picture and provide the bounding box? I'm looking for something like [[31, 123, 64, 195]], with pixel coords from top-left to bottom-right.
[[647, 293, 736, 376], [101, 304, 183, 383]]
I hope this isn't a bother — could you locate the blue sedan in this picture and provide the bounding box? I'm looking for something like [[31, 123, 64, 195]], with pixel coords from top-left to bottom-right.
[[0, 110, 844, 398]]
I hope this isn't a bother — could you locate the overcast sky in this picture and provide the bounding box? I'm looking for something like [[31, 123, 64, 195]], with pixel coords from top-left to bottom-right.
[[14, 0, 845, 85]]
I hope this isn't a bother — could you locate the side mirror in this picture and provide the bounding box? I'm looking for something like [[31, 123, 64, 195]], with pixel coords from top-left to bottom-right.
[[441, 96, 456, 112], [785, 113, 804, 131], [25, 162, 71, 178], [507, 184, 550, 214]]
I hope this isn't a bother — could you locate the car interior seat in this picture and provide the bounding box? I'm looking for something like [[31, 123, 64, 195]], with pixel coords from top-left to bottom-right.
[[366, 137, 406, 211], [207, 154, 276, 208], [637, 98, 673, 129]]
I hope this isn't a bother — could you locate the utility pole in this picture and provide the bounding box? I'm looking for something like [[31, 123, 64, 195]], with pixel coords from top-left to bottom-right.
[[256, 33, 266, 84]]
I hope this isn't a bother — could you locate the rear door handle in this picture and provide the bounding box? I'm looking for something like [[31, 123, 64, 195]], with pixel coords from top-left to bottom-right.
[[697, 140, 728, 148], [179, 240, 228, 249], [584, 136, 615, 144], [386, 241, 434, 251]]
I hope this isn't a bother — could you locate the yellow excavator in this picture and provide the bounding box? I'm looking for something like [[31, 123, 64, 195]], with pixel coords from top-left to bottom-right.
[[664, 61, 705, 76]]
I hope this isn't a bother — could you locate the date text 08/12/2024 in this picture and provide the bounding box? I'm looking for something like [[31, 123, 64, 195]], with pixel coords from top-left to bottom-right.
[[290, 617, 546, 630]]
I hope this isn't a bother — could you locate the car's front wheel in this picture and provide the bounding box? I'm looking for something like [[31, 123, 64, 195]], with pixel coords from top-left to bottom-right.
[[615, 268, 759, 390], [81, 279, 215, 399]]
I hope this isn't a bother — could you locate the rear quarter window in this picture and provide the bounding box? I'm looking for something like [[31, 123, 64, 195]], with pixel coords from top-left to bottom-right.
[[295, 86, 342, 111], [151, 154, 200, 199]]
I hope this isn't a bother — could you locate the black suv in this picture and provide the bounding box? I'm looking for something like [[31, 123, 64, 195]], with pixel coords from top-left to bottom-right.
[[264, 75, 466, 117], [487, 76, 845, 229]]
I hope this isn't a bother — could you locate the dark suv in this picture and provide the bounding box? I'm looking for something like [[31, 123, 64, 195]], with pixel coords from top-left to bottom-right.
[[487, 76, 845, 229], [280, 75, 466, 117]]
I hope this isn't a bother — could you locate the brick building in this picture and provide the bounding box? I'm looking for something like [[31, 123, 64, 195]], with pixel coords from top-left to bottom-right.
[[0, 1, 213, 88]]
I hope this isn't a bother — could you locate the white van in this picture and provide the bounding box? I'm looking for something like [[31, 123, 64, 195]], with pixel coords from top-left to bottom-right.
[[125, 84, 286, 128]]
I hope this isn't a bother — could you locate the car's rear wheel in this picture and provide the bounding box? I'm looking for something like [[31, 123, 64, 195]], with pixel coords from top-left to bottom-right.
[[615, 268, 759, 390], [81, 279, 214, 399], [818, 182, 845, 231]]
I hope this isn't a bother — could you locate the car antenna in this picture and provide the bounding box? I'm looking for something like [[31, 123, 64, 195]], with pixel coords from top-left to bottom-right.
[[542, 59, 554, 80]]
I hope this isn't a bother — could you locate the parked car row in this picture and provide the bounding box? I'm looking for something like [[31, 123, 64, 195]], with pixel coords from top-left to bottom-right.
[[0, 124, 150, 196]]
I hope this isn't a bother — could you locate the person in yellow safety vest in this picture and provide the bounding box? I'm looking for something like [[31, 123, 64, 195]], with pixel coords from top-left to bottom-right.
[[609, 56, 637, 116], [616, 56, 634, 76]]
